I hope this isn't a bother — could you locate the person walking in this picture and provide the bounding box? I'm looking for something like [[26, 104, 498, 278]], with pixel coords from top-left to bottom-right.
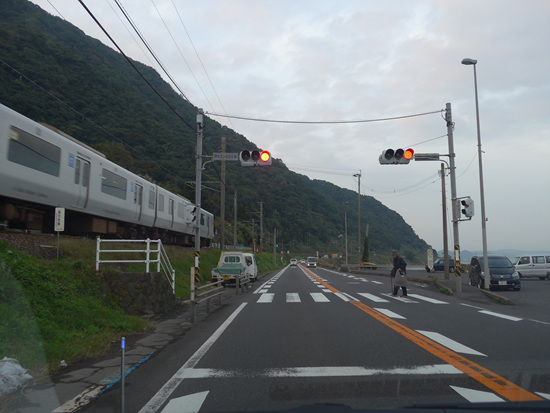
[[390, 250, 408, 297]]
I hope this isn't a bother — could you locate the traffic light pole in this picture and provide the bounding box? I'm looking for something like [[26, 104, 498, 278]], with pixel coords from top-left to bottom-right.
[[445, 103, 462, 293]]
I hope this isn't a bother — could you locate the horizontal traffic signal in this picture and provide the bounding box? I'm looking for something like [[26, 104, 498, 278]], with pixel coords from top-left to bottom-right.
[[239, 150, 272, 166], [379, 148, 414, 164]]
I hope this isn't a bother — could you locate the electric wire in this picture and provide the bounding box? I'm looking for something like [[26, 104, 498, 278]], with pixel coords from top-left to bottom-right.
[[111, 0, 192, 103], [149, 0, 214, 110], [205, 109, 444, 124], [77, 0, 195, 132], [169, 0, 235, 129], [0, 58, 186, 184]]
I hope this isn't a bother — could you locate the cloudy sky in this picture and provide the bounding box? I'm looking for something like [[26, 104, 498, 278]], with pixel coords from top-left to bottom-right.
[[30, 0, 550, 253]]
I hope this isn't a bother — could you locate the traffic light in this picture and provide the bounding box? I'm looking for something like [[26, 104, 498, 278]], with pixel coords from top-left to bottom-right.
[[379, 148, 414, 164], [239, 150, 272, 166], [187, 205, 197, 221], [461, 197, 475, 218]]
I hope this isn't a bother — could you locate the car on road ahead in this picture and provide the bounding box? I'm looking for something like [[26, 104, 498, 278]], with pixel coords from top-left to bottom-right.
[[290, 259, 298, 267], [469, 254, 521, 291], [432, 258, 455, 272]]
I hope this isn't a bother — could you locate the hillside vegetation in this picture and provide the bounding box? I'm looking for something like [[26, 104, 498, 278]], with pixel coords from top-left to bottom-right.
[[0, 0, 432, 263]]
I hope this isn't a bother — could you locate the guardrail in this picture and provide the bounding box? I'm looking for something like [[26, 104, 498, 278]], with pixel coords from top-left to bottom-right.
[[95, 238, 175, 295], [190, 273, 251, 323]]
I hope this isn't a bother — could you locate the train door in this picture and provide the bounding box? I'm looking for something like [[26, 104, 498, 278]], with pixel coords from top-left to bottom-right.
[[73, 157, 90, 208], [133, 183, 143, 221], [168, 198, 175, 227]]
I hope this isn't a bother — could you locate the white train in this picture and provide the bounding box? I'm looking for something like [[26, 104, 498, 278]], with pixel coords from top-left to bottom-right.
[[0, 103, 213, 246]]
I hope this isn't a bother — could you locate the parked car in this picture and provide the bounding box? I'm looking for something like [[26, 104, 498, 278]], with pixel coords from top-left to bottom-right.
[[431, 258, 455, 272], [290, 258, 298, 267], [469, 254, 521, 291], [511, 254, 550, 280]]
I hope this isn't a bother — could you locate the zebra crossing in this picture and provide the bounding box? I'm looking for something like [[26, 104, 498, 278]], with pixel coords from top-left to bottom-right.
[[253, 290, 450, 305], [253, 270, 449, 306]]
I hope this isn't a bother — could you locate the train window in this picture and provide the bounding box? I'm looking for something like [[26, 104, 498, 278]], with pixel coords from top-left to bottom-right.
[[101, 168, 127, 200], [82, 162, 89, 187], [148, 190, 155, 209], [169, 199, 174, 216], [8, 126, 61, 176], [74, 159, 81, 184], [200, 213, 205, 226], [134, 184, 143, 206], [158, 194, 165, 212], [177, 203, 185, 219]]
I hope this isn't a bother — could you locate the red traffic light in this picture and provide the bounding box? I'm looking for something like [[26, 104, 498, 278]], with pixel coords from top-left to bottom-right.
[[260, 151, 271, 163], [403, 148, 414, 160]]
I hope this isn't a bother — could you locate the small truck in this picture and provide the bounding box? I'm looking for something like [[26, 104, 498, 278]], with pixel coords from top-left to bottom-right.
[[211, 251, 258, 284]]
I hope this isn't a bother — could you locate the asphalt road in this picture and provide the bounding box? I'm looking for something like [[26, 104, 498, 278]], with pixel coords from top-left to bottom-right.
[[82, 265, 550, 412]]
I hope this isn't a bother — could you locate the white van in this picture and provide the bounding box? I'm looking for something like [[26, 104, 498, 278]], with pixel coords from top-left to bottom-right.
[[212, 251, 258, 283], [512, 254, 550, 280]]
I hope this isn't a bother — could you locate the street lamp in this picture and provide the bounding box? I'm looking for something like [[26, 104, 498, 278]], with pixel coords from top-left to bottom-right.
[[462, 58, 490, 290]]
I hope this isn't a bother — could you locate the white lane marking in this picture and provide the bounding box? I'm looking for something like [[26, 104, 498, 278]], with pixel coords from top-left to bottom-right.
[[408, 294, 449, 304], [370, 280, 383, 285], [253, 268, 286, 293], [310, 293, 330, 302], [478, 310, 522, 321], [322, 289, 332, 293], [139, 303, 247, 413], [374, 308, 406, 319], [450, 386, 504, 403], [52, 385, 102, 412], [286, 293, 301, 303], [460, 303, 485, 310], [161, 391, 209, 413], [182, 364, 461, 378], [536, 392, 550, 400], [416, 331, 487, 356], [258, 289, 269, 294], [257, 293, 274, 303], [357, 293, 389, 303]]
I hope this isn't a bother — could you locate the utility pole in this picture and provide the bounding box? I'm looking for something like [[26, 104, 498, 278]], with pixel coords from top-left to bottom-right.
[[354, 171, 361, 265], [220, 136, 226, 250], [192, 108, 204, 306], [272, 228, 277, 265], [233, 191, 237, 249], [440, 163, 449, 280], [446, 103, 461, 293], [259, 201, 264, 253]]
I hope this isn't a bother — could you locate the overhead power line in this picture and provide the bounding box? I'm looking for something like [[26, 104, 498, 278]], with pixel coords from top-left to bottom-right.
[[206, 109, 443, 124]]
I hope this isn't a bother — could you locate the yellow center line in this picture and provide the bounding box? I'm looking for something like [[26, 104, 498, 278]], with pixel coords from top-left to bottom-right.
[[304, 268, 542, 402]]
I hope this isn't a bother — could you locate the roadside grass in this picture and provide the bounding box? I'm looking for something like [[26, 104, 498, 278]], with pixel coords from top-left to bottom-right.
[[0, 238, 285, 378]]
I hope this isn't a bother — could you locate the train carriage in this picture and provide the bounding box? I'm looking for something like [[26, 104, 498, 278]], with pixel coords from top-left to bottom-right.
[[0, 103, 213, 246]]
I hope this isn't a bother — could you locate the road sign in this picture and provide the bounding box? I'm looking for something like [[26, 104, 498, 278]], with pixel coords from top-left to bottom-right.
[[212, 152, 239, 161], [55, 207, 65, 232]]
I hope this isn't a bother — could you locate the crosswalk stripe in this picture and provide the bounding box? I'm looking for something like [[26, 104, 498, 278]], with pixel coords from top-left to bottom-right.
[[358, 293, 389, 303], [381, 293, 418, 303], [374, 308, 406, 319], [286, 293, 301, 303], [408, 294, 449, 304], [310, 293, 330, 302], [257, 293, 274, 303]]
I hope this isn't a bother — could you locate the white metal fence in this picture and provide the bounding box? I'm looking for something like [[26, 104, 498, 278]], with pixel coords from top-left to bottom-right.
[[95, 238, 176, 295]]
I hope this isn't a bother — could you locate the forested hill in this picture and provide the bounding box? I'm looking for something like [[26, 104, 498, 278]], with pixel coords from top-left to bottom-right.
[[0, 0, 431, 263]]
